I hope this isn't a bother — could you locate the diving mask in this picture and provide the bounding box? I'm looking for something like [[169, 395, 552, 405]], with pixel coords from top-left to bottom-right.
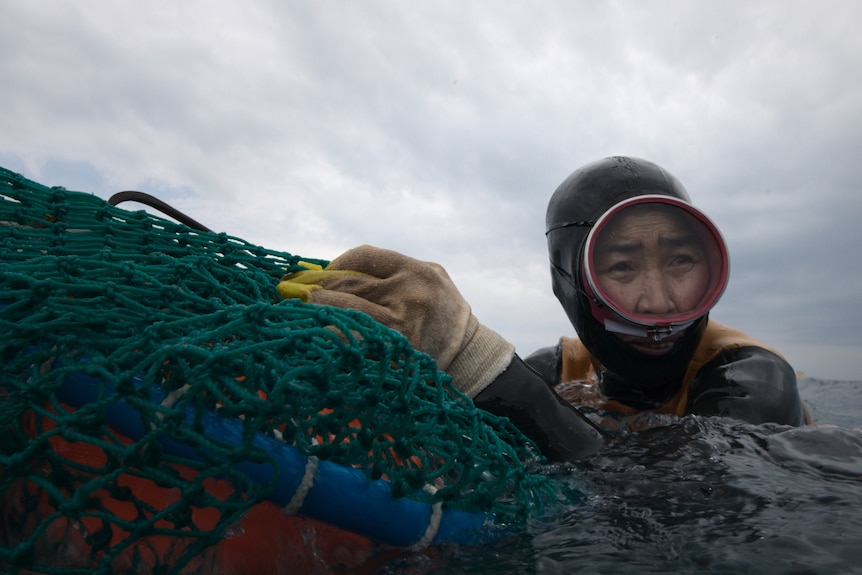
[[581, 195, 729, 341]]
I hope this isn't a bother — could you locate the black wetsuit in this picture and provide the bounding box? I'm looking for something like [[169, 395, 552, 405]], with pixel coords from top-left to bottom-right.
[[474, 319, 809, 462]]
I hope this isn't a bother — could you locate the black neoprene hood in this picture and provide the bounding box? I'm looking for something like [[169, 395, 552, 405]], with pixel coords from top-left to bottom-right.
[[545, 156, 710, 393]]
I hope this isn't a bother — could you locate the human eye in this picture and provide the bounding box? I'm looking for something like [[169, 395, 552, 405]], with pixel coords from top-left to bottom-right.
[[599, 258, 637, 280], [671, 254, 695, 266], [609, 261, 635, 273], [667, 250, 702, 271]]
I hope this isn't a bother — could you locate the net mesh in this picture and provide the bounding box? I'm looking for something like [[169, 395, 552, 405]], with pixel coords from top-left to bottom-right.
[[0, 166, 565, 574]]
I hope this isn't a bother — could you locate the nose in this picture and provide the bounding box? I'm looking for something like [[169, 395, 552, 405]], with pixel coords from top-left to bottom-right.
[[633, 270, 675, 315]]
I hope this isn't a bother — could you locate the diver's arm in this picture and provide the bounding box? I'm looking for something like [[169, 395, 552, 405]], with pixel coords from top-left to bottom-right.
[[278, 246, 604, 459], [522, 343, 562, 384], [474, 354, 604, 461], [686, 347, 809, 426]]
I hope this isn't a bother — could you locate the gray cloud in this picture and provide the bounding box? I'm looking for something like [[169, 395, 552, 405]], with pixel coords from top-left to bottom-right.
[[2, 0, 860, 379]]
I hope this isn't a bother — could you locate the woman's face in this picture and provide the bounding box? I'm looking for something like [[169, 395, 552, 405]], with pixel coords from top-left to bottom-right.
[[592, 205, 710, 320]]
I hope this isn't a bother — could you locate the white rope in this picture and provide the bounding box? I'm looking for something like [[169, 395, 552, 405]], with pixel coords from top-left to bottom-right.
[[150, 383, 191, 430], [160, 383, 191, 410], [282, 455, 318, 517], [410, 485, 443, 550]]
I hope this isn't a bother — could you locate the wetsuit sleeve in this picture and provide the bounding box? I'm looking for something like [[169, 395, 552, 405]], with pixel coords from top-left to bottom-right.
[[473, 354, 604, 461], [686, 346, 807, 426]]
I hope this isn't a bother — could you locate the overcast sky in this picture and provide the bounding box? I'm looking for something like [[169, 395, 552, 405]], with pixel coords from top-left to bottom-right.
[[2, 1, 861, 380]]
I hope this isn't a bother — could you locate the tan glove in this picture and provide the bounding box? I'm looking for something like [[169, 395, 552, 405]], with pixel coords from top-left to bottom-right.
[[277, 245, 515, 397]]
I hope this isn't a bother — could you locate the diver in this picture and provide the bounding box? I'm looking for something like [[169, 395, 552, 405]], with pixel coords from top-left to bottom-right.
[[278, 156, 811, 462]]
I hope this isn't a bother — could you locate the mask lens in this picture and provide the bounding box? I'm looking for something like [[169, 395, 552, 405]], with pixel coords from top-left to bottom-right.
[[583, 195, 728, 334]]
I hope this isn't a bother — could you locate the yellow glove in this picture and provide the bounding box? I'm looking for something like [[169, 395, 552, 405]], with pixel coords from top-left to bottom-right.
[[276, 266, 360, 302], [278, 245, 515, 397]]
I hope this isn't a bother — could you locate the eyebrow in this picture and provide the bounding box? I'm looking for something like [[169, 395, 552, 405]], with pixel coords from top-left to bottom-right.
[[597, 233, 700, 255]]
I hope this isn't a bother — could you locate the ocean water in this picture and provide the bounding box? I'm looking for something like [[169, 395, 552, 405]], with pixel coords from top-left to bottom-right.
[[379, 378, 862, 574]]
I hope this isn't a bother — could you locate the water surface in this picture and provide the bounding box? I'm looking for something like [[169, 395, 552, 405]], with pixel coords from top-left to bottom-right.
[[381, 378, 862, 574]]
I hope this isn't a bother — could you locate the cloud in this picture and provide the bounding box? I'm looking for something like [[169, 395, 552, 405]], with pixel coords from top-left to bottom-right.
[[1, 0, 861, 380]]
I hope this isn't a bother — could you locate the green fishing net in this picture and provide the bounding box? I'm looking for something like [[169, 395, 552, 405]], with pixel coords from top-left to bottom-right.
[[0, 166, 568, 574]]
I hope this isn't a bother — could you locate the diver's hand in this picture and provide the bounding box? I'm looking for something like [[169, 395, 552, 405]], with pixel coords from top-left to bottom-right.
[[278, 245, 514, 397]]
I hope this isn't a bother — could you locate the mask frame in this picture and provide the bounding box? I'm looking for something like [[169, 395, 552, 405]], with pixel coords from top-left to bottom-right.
[[581, 195, 729, 341]]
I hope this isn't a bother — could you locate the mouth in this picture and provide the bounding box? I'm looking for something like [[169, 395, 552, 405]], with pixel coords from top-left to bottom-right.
[[615, 333, 682, 356]]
